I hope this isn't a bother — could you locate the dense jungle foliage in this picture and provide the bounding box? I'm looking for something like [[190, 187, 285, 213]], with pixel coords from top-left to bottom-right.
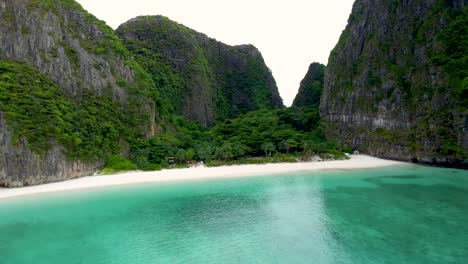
[[0, 60, 153, 160], [106, 106, 351, 171]]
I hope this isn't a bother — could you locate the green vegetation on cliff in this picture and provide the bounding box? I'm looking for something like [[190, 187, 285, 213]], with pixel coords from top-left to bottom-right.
[[292, 63, 325, 108], [0, 59, 150, 160], [0, 60, 76, 155], [116, 16, 283, 125], [322, 0, 467, 167], [433, 3, 468, 108], [27, 0, 128, 57], [0, 0, 160, 167]]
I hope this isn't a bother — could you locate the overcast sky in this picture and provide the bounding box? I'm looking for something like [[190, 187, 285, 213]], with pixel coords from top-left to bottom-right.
[[76, 0, 355, 106]]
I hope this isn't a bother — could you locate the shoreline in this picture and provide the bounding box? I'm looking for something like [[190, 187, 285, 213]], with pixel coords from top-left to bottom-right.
[[0, 155, 406, 200]]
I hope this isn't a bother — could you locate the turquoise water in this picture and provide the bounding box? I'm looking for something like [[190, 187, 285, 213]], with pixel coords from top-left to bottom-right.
[[0, 165, 467, 264]]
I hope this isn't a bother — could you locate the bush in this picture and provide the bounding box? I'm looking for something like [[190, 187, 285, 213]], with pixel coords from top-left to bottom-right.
[[105, 155, 138, 171], [341, 144, 353, 154]]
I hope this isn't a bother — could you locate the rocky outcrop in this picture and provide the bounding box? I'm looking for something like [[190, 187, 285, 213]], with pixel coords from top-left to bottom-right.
[[0, 0, 159, 186], [322, 0, 468, 168], [292, 63, 325, 108], [116, 16, 284, 125], [1, 0, 144, 101], [0, 113, 101, 187]]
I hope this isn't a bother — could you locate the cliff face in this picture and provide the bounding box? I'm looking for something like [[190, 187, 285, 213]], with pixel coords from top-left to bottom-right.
[[0, 0, 159, 187], [292, 63, 325, 108], [116, 16, 283, 125], [0, 113, 101, 187], [322, 0, 468, 167]]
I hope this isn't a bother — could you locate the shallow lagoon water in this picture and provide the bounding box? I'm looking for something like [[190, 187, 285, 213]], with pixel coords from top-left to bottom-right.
[[0, 165, 467, 264]]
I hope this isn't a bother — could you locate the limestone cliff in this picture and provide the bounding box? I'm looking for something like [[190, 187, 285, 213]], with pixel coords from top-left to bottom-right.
[[0, 0, 159, 186], [322, 0, 468, 167], [116, 16, 284, 125], [0, 113, 101, 187], [293, 63, 325, 109]]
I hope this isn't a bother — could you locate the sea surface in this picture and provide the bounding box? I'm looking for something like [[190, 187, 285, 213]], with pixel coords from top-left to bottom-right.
[[0, 165, 467, 264]]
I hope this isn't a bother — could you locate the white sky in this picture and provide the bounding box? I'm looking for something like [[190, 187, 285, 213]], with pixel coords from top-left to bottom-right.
[[76, 0, 355, 106]]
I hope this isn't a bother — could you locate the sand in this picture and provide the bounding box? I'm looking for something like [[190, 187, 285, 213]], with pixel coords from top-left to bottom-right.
[[0, 155, 406, 200]]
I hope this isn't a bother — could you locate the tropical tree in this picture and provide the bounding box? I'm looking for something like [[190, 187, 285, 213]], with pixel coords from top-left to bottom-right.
[[231, 142, 249, 158], [215, 143, 234, 160], [195, 142, 214, 161], [279, 138, 299, 153], [175, 148, 187, 163], [261, 142, 275, 157]]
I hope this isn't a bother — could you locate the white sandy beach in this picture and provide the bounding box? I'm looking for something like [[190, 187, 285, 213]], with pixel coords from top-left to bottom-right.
[[0, 155, 405, 200]]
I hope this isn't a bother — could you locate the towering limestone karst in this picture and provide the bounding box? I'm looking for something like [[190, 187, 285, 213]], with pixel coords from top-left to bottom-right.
[[116, 16, 284, 126], [292, 62, 325, 109], [322, 0, 468, 167], [0, 0, 159, 187]]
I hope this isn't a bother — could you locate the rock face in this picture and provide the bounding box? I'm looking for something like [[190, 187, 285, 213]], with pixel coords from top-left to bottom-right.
[[292, 63, 325, 108], [322, 0, 468, 167], [0, 113, 101, 187], [116, 16, 284, 125], [0, 0, 158, 187]]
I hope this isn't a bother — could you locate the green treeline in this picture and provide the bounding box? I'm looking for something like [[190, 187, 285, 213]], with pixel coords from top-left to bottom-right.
[[106, 107, 350, 171]]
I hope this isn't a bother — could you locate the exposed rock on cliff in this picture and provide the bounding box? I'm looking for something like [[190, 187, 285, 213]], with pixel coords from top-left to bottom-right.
[[0, 0, 159, 186], [322, 0, 468, 167], [116, 16, 284, 125], [293, 63, 325, 109], [0, 113, 101, 188]]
